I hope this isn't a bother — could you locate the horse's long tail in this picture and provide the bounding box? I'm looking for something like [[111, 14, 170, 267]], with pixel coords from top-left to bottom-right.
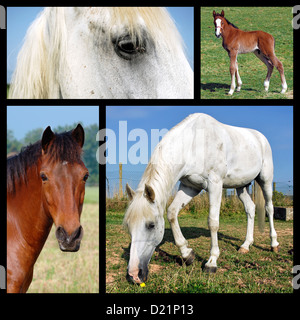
[[254, 181, 265, 233]]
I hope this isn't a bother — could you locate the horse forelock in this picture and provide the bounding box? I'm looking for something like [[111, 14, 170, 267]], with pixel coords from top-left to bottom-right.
[[7, 130, 83, 195], [123, 193, 155, 233], [90, 7, 182, 47]]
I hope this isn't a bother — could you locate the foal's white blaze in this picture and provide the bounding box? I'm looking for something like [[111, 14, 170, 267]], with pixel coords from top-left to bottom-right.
[[215, 18, 222, 37]]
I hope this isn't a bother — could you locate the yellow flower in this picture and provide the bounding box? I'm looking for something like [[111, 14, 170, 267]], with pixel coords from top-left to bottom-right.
[[140, 283, 146, 287]]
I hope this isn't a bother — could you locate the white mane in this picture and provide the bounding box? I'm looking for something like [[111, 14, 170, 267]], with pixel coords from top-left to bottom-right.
[[124, 115, 198, 227], [9, 8, 67, 98], [9, 7, 186, 99]]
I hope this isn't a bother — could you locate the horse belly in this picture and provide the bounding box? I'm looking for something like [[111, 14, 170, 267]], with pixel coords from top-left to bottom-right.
[[222, 127, 263, 188], [238, 32, 259, 54]]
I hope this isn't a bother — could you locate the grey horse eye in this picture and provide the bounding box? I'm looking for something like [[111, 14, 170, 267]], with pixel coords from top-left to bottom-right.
[[113, 35, 146, 60]]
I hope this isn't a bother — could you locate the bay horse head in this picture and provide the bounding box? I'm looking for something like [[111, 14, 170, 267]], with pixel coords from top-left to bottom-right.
[[213, 10, 225, 38], [40, 124, 88, 252]]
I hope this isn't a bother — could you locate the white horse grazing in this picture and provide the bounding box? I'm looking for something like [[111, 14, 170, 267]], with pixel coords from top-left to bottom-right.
[[124, 113, 279, 284], [9, 7, 193, 99]]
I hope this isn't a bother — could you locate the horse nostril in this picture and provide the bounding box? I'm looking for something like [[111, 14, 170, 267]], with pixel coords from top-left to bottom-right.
[[71, 226, 83, 241], [55, 226, 67, 241], [138, 268, 148, 282]]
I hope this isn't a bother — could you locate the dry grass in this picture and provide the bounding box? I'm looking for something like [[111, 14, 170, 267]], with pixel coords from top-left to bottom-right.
[[28, 203, 99, 293]]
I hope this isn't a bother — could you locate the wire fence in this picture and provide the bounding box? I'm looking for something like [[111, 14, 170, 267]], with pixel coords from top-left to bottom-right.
[[106, 168, 293, 199]]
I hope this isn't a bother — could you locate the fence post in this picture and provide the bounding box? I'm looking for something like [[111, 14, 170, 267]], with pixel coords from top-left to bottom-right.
[[119, 163, 123, 198], [273, 182, 276, 193]]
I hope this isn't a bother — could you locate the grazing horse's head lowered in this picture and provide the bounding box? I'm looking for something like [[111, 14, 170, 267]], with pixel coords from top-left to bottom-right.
[[124, 184, 165, 284]]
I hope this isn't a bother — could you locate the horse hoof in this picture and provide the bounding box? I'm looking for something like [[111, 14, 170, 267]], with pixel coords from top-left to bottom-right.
[[238, 247, 249, 254], [184, 250, 195, 266], [271, 246, 280, 253], [203, 265, 217, 273]]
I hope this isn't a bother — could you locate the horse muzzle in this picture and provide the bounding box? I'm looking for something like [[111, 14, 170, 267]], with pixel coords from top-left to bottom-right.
[[126, 267, 149, 284], [55, 225, 84, 252]]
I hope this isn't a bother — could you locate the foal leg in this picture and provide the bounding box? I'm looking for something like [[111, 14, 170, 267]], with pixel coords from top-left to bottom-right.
[[204, 180, 222, 273], [228, 51, 238, 95], [237, 186, 255, 253], [268, 54, 287, 94], [235, 61, 242, 92], [167, 183, 200, 265], [254, 50, 274, 92]]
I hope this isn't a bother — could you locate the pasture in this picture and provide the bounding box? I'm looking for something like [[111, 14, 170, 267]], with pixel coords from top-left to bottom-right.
[[28, 187, 99, 293], [201, 7, 293, 99], [106, 206, 293, 293]]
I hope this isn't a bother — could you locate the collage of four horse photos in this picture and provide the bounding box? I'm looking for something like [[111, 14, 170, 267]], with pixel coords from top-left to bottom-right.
[[0, 3, 298, 306]]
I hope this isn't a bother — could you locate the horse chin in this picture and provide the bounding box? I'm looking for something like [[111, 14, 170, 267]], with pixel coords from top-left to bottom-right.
[[215, 34, 221, 38], [58, 241, 81, 252]]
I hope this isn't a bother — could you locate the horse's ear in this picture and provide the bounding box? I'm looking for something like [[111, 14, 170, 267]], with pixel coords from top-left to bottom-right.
[[144, 184, 155, 203], [72, 124, 85, 148], [221, 10, 224, 17], [42, 126, 55, 152], [213, 10, 216, 17], [126, 183, 136, 201]]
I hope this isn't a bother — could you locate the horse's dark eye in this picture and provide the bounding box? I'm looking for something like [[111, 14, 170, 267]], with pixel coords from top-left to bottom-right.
[[40, 173, 48, 181], [118, 40, 136, 53], [147, 222, 155, 230], [83, 173, 89, 182], [113, 35, 146, 60]]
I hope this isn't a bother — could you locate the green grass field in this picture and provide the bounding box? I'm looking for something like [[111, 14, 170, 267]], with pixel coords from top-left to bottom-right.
[[106, 210, 293, 293], [28, 187, 99, 293], [201, 7, 293, 99]]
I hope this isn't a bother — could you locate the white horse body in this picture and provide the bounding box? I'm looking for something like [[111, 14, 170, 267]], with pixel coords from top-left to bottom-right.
[[125, 113, 279, 284], [9, 7, 193, 99]]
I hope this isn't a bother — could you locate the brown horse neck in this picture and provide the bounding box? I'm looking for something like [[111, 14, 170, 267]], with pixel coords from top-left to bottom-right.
[[7, 164, 53, 261]]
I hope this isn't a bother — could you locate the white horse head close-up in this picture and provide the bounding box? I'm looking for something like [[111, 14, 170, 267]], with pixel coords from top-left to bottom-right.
[[9, 7, 193, 99], [124, 113, 279, 284]]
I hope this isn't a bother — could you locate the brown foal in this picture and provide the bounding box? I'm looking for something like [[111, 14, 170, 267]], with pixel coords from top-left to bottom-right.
[[213, 10, 287, 95]]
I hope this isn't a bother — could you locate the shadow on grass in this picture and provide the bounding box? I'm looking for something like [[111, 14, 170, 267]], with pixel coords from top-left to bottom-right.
[[121, 226, 261, 266], [201, 82, 229, 92], [201, 82, 261, 94]]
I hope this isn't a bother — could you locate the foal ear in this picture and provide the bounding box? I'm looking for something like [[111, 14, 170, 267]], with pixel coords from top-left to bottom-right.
[[213, 10, 216, 17], [42, 126, 55, 152], [221, 10, 224, 17], [72, 124, 85, 148], [126, 183, 136, 201], [144, 184, 155, 203]]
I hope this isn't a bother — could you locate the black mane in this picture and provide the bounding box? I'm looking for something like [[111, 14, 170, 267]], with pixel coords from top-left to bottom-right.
[[7, 130, 83, 194], [215, 13, 239, 29], [225, 17, 239, 29]]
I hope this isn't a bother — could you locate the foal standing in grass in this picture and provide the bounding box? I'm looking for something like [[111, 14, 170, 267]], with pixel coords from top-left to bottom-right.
[[213, 10, 287, 95]]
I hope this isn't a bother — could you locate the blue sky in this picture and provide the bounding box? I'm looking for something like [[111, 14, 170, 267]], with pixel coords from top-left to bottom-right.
[[7, 7, 194, 83], [106, 106, 293, 188], [7, 106, 99, 140]]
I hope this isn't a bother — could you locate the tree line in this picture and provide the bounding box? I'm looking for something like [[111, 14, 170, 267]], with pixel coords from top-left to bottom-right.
[[7, 123, 99, 185]]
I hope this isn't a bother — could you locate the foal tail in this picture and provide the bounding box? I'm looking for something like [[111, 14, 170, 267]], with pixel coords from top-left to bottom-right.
[[254, 181, 265, 233]]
